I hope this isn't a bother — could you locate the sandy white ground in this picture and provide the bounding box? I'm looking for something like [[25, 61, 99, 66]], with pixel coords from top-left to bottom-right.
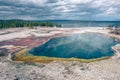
[[0, 57, 120, 80], [0, 27, 109, 42]]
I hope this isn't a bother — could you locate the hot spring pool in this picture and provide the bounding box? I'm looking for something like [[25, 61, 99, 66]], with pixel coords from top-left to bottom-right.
[[29, 33, 119, 59]]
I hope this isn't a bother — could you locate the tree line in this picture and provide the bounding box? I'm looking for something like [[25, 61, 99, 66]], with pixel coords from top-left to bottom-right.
[[0, 20, 62, 29]]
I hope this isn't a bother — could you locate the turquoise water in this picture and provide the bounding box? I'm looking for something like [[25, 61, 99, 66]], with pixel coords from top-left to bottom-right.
[[29, 33, 119, 59]]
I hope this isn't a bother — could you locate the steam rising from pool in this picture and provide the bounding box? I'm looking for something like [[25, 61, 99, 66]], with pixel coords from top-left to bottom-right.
[[29, 33, 118, 59]]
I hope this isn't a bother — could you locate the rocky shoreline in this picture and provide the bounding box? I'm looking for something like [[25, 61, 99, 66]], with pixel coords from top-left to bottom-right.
[[1, 56, 120, 80]]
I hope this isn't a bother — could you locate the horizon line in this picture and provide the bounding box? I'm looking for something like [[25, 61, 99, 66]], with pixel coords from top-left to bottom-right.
[[0, 19, 120, 22]]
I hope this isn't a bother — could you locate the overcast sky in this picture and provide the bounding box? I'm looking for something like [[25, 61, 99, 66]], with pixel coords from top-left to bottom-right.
[[0, 0, 120, 20]]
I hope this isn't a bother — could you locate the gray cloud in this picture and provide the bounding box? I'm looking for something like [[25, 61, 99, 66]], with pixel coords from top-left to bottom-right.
[[0, 0, 120, 20]]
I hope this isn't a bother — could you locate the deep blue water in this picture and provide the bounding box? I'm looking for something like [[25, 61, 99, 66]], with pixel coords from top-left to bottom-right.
[[46, 20, 120, 28], [29, 33, 119, 59]]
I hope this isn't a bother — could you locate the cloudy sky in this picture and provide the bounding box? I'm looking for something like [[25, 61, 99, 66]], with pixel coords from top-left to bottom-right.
[[0, 0, 120, 20]]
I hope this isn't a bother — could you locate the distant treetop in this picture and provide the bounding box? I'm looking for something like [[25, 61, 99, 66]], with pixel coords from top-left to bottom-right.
[[0, 20, 62, 29]]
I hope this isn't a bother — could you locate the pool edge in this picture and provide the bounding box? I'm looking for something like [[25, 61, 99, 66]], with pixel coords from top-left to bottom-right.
[[12, 48, 111, 63]]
